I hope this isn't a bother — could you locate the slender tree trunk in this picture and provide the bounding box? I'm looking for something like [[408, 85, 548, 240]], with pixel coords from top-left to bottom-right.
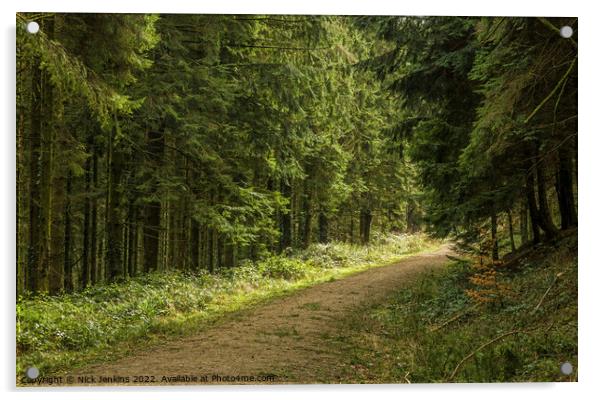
[[293, 184, 301, 247], [81, 143, 92, 288], [106, 118, 124, 282], [90, 147, 99, 285], [491, 213, 499, 261], [16, 76, 27, 294], [43, 17, 60, 294], [318, 212, 328, 243], [556, 145, 577, 229], [349, 211, 354, 243], [167, 201, 175, 271], [360, 209, 372, 244], [534, 156, 558, 238], [526, 172, 541, 244], [279, 180, 292, 251], [122, 205, 129, 278], [180, 198, 190, 270], [208, 228, 215, 273], [217, 234, 224, 270], [507, 210, 516, 253], [519, 201, 528, 246], [48, 103, 65, 296], [191, 219, 200, 269], [359, 211, 364, 243], [98, 235, 105, 283], [302, 190, 312, 248], [133, 215, 139, 276], [27, 53, 44, 293], [28, 18, 59, 294], [63, 171, 73, 292], [143, 202, 160, 272], [143, 130, 163, 272], [406, 201, 417, 233], [224, 243, 235, 268], [200, 225, 207, 266], [127, 200, 137, 277]]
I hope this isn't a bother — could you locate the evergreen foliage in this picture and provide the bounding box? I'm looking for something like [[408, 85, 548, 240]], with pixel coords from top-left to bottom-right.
[[16, 13, 576, 302]]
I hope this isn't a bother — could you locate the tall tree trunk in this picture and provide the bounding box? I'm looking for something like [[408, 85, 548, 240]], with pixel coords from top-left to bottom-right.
[[98, 235, 105, 283], [48, 100, 65, 295], [293, 184, 301, 247], [360, 209, 372, 244], [90, 146, 99, 285], [180, 198, 190, 270], [27, 53, 44, 293], [127, 200, 137, 277], [167, 201, 175, 270], [191, 219, 200, 269], [534, 155, 558, 238], [201, 225, 207, 266], [491, 213, 499, 262], [143, 130, 163, 272], [318, 212, 328, 244], [43, 17, 59, 294], [133, 218, 139, 275], [279, 180, 292, 251], [406, 201, 417, 233], [207, 228, 215, 273], [143, 201, 160, 272], [556, 145, 577, 229], [507, 210, 516, 253], [106, 118, 124, 282], [525, 172, 541, 244], [63, 172, 73, 292], [217, 234, 224, 270], [519, 201, 528, 246], [224, 243, 235, 268], [81, 143, 92, 289], [349, 211, 354, 243], [27, 16, 59, 294], [302, 190, 312, 248], [16, 77, 27, 294]]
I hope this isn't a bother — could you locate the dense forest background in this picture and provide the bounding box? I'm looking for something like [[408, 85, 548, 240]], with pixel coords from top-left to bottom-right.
[[16, 14, 577, 295]]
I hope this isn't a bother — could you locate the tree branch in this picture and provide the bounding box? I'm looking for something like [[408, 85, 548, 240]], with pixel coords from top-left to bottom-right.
[[525, 57, 576, 124], [226, 43, 330, 51], [447, 325, 540, 381], [429, 304, 479, 332], [537, 17, 578, 49]]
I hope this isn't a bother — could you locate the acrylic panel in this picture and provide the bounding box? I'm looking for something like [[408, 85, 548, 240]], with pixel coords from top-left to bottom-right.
[[15, 13, 578, 386]]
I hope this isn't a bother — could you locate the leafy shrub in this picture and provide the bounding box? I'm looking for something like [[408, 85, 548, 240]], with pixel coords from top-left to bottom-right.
[[257, 256, 309, 280], [297, 242, 356, 269]]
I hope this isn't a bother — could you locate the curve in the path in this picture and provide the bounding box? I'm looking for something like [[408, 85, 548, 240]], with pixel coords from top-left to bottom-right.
[[74, 245, 452, 385]]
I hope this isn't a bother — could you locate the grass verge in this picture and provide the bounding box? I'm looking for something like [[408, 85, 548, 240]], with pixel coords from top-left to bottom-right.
[[330, 232, 577, 383], [16, 233, 439, 379]]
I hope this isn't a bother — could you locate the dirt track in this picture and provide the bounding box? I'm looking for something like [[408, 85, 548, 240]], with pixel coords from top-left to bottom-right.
[[72, 245, 452, 385]]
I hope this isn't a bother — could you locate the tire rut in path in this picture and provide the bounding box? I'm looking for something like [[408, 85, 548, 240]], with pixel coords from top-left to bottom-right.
[[75, 245, 452, 384]]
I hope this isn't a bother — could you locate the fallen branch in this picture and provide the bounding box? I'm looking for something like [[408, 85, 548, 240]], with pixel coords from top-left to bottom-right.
[[430, 304, 479, 332], [447, 325, 539, 381], [532, 272, 563, 314]]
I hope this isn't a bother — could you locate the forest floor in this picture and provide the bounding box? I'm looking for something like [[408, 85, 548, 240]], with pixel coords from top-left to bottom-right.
[[67, 244, 453, 385]]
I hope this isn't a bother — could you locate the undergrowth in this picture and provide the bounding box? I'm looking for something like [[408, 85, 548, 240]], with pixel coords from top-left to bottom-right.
[[16, 233, 437, 378], [335, 232, 577, 383]]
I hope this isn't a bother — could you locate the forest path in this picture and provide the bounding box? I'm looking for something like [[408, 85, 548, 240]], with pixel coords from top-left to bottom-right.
[[75, 245, 452, 385]]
